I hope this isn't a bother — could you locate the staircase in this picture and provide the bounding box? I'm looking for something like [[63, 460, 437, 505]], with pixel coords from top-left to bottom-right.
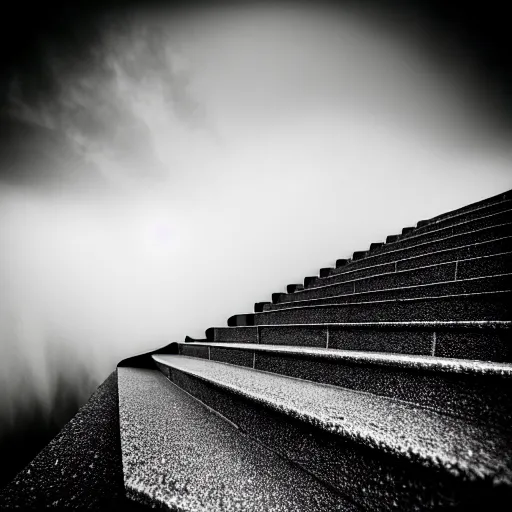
[[118, 189, 512, 511]]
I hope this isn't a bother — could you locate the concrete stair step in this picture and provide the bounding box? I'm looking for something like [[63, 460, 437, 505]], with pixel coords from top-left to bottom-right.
[[265, 274, 512, 311], [174, 341, 512, 427], [227, 290, 512, 326], [207, 321, 512, 362], [117, 368, 350, 511], [152, 355, 512, 511], [306, 228, 512, 290], [273, 253, 512, 306]]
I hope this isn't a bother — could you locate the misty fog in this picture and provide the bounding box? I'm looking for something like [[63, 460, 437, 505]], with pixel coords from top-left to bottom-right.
[[1, 2, 511, 456]]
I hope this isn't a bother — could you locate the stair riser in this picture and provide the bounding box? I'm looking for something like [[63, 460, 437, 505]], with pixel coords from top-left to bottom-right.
[[279, 253, 512, 305], [311, 224, 512, 288], [253, 294, 511, 326], [159, 365, 508, 511], [371, 206, 512, 259], [408, 200, 512, 239], [265, 274, 512, 311], [205, 326, 512, 362]]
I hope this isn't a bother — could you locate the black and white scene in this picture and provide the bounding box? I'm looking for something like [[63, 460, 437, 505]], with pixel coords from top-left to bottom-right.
[[0, 0, 511, 509]]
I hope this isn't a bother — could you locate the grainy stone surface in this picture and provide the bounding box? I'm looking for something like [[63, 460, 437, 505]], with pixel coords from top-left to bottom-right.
[[206, 326, 258, 343], [259, 325, 327, 347], [435, 330, 512, 362], [210, 346, 253, 367], [328, 326, 433, 355], [180, 344, 209, 359], [254, 291, 512, 325], [327, 222, 512, 279], [173, 342, 512, 424], [397, 236, 512, 271], [155, 356, 512, 510], [265, 274, 512, 311], [426, 191, 511, 226], [0, 371, 147, 510], [118, 367, 352, 511], [411, 200, 512, 237]]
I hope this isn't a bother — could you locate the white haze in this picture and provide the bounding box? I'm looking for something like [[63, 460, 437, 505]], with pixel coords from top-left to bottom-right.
[[1, 4, 511, 425]]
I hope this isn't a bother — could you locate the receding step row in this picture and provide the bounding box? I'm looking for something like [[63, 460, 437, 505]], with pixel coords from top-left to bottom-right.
[[308, 221, 512, 289], [407, 197, 512, 240], [230, 290, 512, 326], [205, 321, 512, 362], [175, 341, 512, 427], [304, 235, 512, 292], [364, 202, 512, 260], [275, 252, 512, 306], [264, 273, 512, 312], [153, 355, 512, 511], [117, 368, 351, 511], [415, 189, 511, 229]]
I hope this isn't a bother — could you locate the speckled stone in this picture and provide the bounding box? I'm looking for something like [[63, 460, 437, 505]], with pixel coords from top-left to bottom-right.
[[375, 208, 512, 257], [265, 274, 512, 311], [174, 341, 512, 426], [412, 200, 512, 238], [206, 326, 258, 343], [397, 236, 512, 271], [259, 325, 327, 347], [210, 346, 254, 367], [458, 251, 512, 280], [278, 253, 503, 305], [254, 291, 512, 325], [327, 223, 512, 281], [180, 344, 209, 359], [0, 371, 147, 510], [117, 367, 352, 511], [155, 356, 512, 510], [435, 330, 512, 362], [424, 192, 511, 225], [328, 326, 432, 355]]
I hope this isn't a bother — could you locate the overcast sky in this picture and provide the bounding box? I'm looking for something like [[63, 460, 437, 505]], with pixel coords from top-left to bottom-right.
[[0, 2, 511, 428]]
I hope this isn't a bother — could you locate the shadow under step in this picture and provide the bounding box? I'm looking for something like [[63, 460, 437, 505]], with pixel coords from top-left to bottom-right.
[[153, 356, 512, 511], [117, 368, 351, 511]]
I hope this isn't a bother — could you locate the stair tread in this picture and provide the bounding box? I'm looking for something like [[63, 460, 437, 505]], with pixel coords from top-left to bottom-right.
[[153, 355, 512, 482], [118, 368, 352, 511], [177, 342, 512, 376]]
